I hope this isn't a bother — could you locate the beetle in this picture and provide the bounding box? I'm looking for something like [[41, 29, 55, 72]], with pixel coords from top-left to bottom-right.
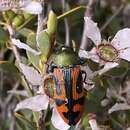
[[43, 47, 87, 126]]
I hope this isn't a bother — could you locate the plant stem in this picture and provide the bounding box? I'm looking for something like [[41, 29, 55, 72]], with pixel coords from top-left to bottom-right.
[[80, 0, 97, 50], [57, 6, 86, 20]]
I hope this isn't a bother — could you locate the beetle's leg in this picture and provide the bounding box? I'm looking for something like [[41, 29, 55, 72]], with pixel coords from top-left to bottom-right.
[[81, 70, 87, 83], [44, 63, 50, 73], [47, 63, 57, 73], [81, 71, 94, 91]]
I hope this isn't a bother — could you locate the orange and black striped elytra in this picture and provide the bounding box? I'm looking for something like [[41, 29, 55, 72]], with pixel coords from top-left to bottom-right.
[[43, 47, 86, 126], [44, 65, 85, 125]]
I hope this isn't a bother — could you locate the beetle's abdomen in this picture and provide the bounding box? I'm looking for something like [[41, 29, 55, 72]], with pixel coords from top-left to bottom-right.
[[53, 66, 85, 125]]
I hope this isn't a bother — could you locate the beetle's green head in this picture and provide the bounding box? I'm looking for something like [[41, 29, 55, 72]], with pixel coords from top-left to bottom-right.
[[53, 47, 81, 67]]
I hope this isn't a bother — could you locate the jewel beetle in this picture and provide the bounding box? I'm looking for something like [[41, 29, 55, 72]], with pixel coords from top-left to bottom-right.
[[43, 47, 86, 126]]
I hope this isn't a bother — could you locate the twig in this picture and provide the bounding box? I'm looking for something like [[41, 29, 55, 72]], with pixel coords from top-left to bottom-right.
[[9, 105, 17, 130], [57, 6, 86, 20], [80, 0, 97, 50], [38, 111, 46, 130], [36, 2, 45, 47], [6, 24, 21, 63], [5, 81, 20, 105], [61, 0, 70, 47]]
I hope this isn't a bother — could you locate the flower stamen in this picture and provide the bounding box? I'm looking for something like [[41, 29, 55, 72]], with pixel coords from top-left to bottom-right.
[[96, 44, 119, 62]]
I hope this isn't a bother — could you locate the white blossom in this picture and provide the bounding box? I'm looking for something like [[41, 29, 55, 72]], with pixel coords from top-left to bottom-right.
[[0, 0, 42, 14], [79, 17, 130, 75]]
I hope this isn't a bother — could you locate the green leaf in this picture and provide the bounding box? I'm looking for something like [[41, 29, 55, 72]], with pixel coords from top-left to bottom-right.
[[37, 30, 51, 58], [18, 28, 34, 38], [106, 67, 127, 77], [15, 113, 36, 130], [0, 27, 9, 46], [0, 61, 19, 73], [26, 33, 40, 70]]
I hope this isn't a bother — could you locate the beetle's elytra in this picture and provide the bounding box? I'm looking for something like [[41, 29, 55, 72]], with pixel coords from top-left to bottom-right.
[[44, 47, 85, 126]]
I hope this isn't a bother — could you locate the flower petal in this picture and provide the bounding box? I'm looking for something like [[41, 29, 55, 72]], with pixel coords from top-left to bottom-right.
[[79, 48, 100, 63], [15, 94, 49, 112], [81, 66, 95, 91], [22, 1, 42, 14], [12, 38, 41, 55], [108, 103, 130, 114], [98, 62, 118, 75], [19, 63, 42, 86], [51, 108, 70, 130], [119, 48, 130, 61], [89, 119, 99, 130], [111, 28, 130, 49], [84, 17, 101, 45]]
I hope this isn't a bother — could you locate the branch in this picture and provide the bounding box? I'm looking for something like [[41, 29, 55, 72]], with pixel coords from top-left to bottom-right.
[[80, 0, 97, 50], [36, 2, 45, 48], [5, 81, 20, 106], [61, 0, 70, 47], [6, 25, 21, 63]]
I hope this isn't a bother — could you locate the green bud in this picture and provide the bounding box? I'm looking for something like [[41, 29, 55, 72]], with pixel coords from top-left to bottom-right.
[[5, 10, 16, 20], [47, 10, 57, 35], [12, 15, 25, 28], [2, 10, 16, 22]]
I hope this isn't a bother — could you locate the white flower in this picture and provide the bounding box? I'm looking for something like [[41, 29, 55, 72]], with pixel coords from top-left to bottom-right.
[[0, 0, 42, 14], [79, 17, 130, 75], [21, 1, 42, 14]]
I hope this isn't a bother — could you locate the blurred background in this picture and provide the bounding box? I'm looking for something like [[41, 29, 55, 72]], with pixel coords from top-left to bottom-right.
[[1, 0, 130, 130]]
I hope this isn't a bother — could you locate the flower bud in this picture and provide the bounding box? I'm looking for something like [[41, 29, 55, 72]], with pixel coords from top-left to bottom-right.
[[4, 10, 16, 20], [47, 10, 57, 35]]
